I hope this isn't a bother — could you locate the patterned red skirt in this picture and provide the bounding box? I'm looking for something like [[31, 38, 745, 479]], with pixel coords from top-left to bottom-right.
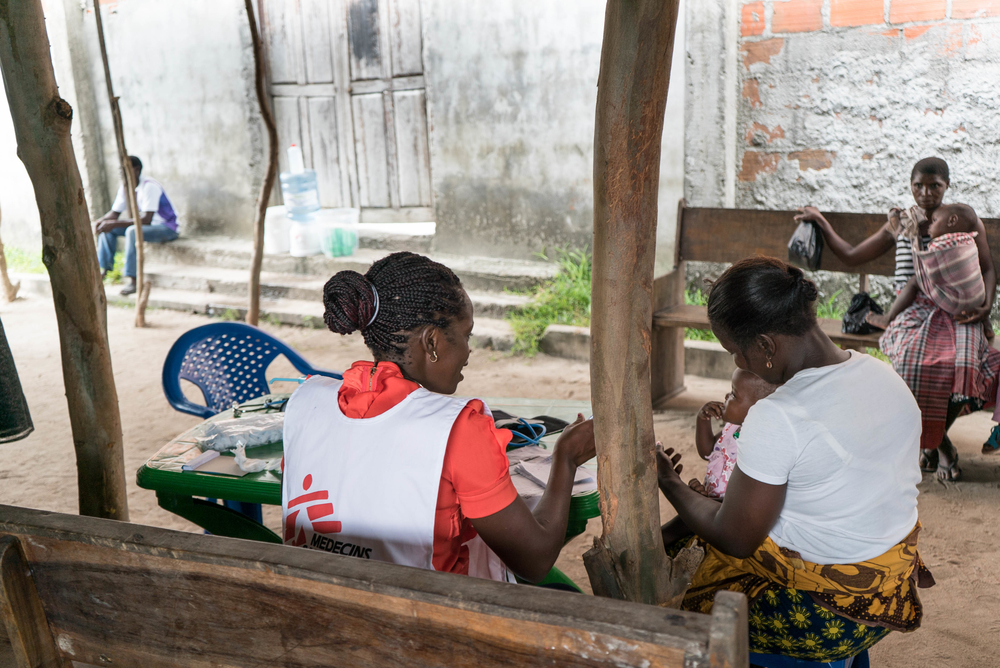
[[880, 293, 1000, 449]]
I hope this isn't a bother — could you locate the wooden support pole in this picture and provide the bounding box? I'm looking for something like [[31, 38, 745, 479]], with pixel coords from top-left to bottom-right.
[[92, 0, 148, 327], [246, 0, 279, 327], [0, 0, 129, 520], [585, 0, 686, 605]]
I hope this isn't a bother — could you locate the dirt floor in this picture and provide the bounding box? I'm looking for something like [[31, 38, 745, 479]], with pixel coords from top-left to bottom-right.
[[2, 293, 998, 665]]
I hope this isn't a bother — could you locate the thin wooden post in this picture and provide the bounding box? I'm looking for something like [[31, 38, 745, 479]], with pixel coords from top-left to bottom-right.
[[246, 0, 279, 327], [0, 0, 129, 520], [92, 0, 148, 327], [0, 205, 20, 302], [585, 0, 684, 604]]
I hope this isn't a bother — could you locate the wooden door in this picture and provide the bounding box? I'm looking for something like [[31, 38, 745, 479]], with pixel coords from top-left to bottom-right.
[[260, 0, 433, 222]]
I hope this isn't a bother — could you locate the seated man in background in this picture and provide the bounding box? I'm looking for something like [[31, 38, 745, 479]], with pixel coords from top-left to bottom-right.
[[93, 155, 178, 295]]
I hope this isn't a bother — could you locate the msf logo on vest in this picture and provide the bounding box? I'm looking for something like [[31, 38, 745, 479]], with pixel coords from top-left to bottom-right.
[[284, 474, 373, 559]]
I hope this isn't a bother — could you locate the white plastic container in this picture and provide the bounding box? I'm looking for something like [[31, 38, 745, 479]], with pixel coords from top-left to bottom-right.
[[263, 205, 290, 255], [289, 219, 321, 257], [315, 208, 360, 258]]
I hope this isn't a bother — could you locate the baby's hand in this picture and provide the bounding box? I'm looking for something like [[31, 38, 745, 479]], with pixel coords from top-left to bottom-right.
[[688, 478, 709, 496], [698, 401, 724, 422]]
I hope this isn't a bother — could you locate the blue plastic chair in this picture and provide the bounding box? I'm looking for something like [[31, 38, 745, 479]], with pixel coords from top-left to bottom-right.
[[161, 322, 342, 522]]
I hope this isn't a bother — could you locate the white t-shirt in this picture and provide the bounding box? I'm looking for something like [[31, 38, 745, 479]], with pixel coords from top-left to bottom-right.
[[112, 176, 178, 231], [736, 351, 921, 564]]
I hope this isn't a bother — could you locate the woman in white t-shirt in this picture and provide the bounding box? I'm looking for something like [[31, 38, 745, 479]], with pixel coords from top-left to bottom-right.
[[657, 257, 934, 663]]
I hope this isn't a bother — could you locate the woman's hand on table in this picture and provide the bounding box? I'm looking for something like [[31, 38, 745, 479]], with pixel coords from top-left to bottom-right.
[[553, 413, 596, 468]]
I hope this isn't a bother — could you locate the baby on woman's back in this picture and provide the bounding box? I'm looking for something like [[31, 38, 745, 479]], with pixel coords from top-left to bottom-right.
[[871, 203, 985, 329]]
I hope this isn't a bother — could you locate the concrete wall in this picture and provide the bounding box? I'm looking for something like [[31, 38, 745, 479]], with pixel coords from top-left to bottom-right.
[[687, 0, 1000, 217], [423, 0, 686, 264], [81, 0, 263, 237], [3, 0, 686, 265]]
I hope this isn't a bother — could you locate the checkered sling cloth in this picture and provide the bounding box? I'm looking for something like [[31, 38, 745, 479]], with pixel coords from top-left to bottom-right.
[[880, 292, 1000, 450], [914, 232, 985, 316]]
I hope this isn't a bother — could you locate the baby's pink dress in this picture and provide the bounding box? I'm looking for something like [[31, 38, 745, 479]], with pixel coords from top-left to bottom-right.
[[703, 422, 739, 499]]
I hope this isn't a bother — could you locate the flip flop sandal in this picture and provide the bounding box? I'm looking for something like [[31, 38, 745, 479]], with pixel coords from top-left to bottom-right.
[[919, 448, 939, 473], [936, 439, 962, 482], [983, 425, 1000, 455]]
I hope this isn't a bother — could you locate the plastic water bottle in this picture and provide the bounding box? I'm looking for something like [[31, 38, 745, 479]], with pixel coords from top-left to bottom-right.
[[281, 145, 322, 256], [280, 145, 320, 219]]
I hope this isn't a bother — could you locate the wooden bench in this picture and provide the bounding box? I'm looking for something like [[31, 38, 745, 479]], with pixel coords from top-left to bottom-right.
[[650, 201, 1000, 407], [0, 504, 748, 667]]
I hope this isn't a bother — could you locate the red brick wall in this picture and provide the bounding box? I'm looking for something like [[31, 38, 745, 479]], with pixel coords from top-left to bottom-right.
[[729, 1, 1000, 210]]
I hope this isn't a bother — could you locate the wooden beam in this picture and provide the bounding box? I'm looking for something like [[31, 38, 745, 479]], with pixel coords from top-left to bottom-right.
[[246, 0, 279, 327], [0, 0, 129, 520], [0, 504, 736, 667], [587, 0, 685, 605], [0, 537, 63, 668]]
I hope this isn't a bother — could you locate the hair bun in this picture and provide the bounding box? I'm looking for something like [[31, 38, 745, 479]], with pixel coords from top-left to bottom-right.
[[790, 266, 819, 302], [323, 270, 376, 335]]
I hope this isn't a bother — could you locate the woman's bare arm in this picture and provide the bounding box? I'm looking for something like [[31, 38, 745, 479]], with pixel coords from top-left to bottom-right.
[[471, 416, 595, 582], [658, 446, 784, 558], [795, 206, 895, 267]]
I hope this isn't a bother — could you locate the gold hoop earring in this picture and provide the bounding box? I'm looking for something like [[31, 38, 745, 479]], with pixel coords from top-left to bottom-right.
[[766, 357, 773, 369], [430, 350, 438, 363]]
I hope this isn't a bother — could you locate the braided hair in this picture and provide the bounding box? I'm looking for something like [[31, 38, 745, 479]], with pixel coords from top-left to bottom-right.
[[322, 251, 467, 361]]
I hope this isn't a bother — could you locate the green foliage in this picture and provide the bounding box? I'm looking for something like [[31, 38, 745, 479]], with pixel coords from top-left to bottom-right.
[[684, 287, 718, 343], [506, 248, 591, 356], [104, 254, 125, 284], [3, 246, 45, 274], [815, 289, 845, 320], [866, 347, 890, 363], [216, 308, 243, 322]]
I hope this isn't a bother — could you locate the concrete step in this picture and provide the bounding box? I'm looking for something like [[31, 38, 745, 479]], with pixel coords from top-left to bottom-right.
[[102, 285, 516, 350], [143, 235, 557, 292], [141, 263, 530, 318]]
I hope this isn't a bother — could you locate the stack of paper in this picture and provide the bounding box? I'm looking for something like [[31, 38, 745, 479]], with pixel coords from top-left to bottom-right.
[[509, 454, 597, 498]]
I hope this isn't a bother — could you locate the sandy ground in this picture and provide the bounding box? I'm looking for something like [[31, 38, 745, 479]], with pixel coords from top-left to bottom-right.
[[2, 293, 998, 665]]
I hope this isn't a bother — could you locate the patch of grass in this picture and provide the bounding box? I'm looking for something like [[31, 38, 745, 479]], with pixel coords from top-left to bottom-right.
[[3, 246, 45, 274], [506, 248, 591, 356], [217, 308, 244, 322], [866, 347, 890, 363], [684, 287, 718, 343], [816, 289, 845, 320], [104, 254, 124, 284]]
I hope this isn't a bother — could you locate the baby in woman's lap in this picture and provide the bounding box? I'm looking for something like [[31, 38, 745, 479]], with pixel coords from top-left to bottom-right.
[[661, 368, 777, 547]]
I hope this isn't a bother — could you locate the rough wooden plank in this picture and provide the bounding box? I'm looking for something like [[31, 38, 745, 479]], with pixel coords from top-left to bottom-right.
[[707, 591, 748, 668], [352, 93, 391, 207], [0, 505, 718, 668], [307, 97, 345, 208], [273, 96, 303, 177], [330, 0, 361, 207], [680, 208, 894, 276], [652, 304, 881, 349], [0, 537, 63, 668], [300, 0, 336, 83], [393, 89, 432, 207], [347, 0, 384, 81], [388, 0, 423, 76], [262, 0, 304, 84], [651, 267, 687, 410], [588, 0, 683, 605]]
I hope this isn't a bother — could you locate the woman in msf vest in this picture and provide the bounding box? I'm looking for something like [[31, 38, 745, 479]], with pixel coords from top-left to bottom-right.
[[281, 251, 595, 582]]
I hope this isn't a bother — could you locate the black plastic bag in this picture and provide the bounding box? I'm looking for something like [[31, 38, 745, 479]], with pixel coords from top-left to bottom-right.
[[841, 292, 884, 335], [787, 221, 824, 271]]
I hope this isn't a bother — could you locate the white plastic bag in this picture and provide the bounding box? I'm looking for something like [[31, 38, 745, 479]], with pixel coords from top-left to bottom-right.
[[232, 443, 283, 473], [193, 413, 284, 452]]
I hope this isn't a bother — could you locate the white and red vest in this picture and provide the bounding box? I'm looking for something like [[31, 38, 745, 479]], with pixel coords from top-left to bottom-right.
[[281, 376, 512, 582]]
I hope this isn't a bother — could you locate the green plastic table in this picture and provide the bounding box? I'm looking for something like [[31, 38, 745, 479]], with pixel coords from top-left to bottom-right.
[[137, 395, 598, 588]]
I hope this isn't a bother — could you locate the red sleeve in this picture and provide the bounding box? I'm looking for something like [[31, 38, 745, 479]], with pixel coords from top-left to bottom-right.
[[442, 400, 517, 519]]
